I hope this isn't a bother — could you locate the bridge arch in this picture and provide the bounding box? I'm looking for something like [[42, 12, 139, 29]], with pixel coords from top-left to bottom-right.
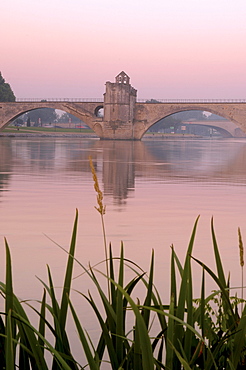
[[94, 105, 104, 117], [147, 111, 236, 137], [0, 101, 104, 137], [134, 102, 246, 139]]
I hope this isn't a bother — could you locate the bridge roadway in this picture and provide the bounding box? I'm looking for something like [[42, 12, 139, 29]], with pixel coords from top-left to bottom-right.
[[1, 73, 246, 140]]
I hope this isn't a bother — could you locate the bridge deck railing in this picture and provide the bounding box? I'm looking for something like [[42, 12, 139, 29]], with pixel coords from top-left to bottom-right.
[[137, 99, 246, 103], [15, 98, 104, 103], [14, 98, 246, 103]]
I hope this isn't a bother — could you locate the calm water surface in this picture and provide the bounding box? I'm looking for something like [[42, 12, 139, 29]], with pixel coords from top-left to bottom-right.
[[0, 136, 246, 359]]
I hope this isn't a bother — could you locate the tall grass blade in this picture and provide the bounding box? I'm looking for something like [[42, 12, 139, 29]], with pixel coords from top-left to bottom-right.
[[170, 245, 177, 307], [123, 259, 167, 334], [166, 292, 175, 369], [0, 315, 5, 367], [211, 217, 226, 288], [116, 243, 124, 364], [133, 316, 142, 370], [13, 312, 72, 370], [0, 281, 49, 370], [190, 268, 206, 369], [82, 291, 119, 369], [176, 216, 199, 320], [171, 244, 183, 277], [200, 268, 205, 338], [142, 249, 154, 328], [6, 310, 14, 370], [59, 208, 78, 331], [46, 265, 61, 337], [155, 334, 164, 370], [166, 246, 177, 369], [191, 255, 237, 325], [89, 266, 117, 331], [46, 266, 76, 369], [109, 243, 116, 307], [38, 289, 46, 355], [5, 239, 13, 324], [108, 277, 155, 370], [238, 227, 244, 312], [45, 211, 79, 369], [168, 340, 192, 370], [142, 304, 218, 369], [230, 303, 246, 368], [199, 268, 206, 368], [68, 297, 99, 370], [174, 216, 199, 365]]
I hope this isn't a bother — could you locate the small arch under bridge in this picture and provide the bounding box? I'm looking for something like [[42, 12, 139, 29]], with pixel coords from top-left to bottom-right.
[[1, 72, 246, 140]]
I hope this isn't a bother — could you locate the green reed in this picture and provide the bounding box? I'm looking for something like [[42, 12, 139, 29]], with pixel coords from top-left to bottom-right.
[[89, 155, 109, 301], [0, 175, 245, 368], [238, 227, 244, 311]]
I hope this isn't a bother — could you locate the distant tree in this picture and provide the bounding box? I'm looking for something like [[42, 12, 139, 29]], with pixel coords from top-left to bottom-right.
[[26, 108, 57, 125], [145, 99, 160, 103], [14, 118, 24, 126], [0, 72, 16, 102], [57, 112, 82, 123], [26, 117, 31, 127], [148, 116, 176, 132]]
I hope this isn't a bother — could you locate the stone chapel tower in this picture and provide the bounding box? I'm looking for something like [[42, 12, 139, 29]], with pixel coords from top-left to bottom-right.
[[103, 72, 137, 131]]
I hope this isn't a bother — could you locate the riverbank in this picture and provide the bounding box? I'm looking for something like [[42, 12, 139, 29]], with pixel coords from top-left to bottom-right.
[[0, 130, 98, 138], [0, 129, 198, 139]]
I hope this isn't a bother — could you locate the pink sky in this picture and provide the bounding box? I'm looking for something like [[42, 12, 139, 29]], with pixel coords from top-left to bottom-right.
[[2, 0, 246, 99]]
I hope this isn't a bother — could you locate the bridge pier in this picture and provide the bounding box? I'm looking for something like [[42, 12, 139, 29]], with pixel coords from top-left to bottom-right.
[[100, 71, 138, 140]]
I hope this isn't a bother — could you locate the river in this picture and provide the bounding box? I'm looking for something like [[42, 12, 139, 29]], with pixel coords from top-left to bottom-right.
[[0, 136, 245, 361]]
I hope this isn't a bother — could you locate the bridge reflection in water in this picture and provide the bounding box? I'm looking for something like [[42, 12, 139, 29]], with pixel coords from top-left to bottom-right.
[[1, 137, 246, 205]]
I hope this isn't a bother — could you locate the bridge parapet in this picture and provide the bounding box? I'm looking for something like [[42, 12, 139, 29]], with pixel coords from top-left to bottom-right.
[[16, 98, 103, 103], [137, 99, 246, 103]]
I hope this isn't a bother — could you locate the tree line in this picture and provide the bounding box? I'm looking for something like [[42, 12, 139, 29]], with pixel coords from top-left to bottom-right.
[[15, 110, 83, 126], [0, 72, 15, 102]]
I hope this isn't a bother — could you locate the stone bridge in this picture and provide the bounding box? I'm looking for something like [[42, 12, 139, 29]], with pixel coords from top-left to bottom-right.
[[1, 71, 246, 140]]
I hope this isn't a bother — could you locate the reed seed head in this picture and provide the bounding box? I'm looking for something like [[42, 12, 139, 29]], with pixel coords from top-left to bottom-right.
[[89, 156, 106, 215], [238, 227, 244, 267]]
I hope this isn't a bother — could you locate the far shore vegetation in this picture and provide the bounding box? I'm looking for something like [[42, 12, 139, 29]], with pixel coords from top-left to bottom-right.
[[0, 72, 16, 102], [2, 125, 197, 138], [3, 125, 95, 134]]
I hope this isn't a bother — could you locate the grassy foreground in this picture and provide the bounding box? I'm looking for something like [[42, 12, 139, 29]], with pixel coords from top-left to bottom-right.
[[0, 215, 246, 369], [0, 162, 245, 369]]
